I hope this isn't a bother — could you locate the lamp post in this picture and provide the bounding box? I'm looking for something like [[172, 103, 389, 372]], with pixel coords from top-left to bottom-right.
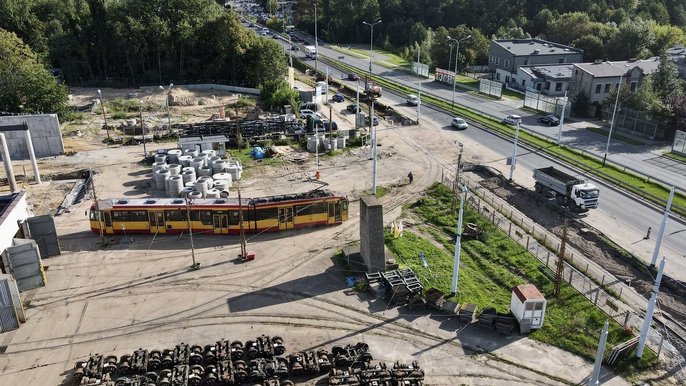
[[185, 195, 200, 270], [451, 184, 468, 295], [447, 40, 455, 73], [509, 121, 521, 181], [449, 35, 471, 109], [363, 20, 382, 74], [314, 3, 318, 73], [603, 63, 628, 166], [97, 89, 110, 140]]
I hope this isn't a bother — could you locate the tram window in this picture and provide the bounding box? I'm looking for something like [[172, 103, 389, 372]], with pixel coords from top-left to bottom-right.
[[254, 207, 278, 221], [296, 203, 326, 215], [199, 211, 213, 225], [166, 211, 187, 221], [341, 199, 348, 211], [229, 211, 240, 225], [112, 210, 148, 221], [189, 210, 200, 221], [89, 210, 97, 220]]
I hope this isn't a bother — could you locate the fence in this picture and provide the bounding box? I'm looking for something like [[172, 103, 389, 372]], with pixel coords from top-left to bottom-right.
[[439, 172, 670, 356], [673, 130, 686, 156], [524, 90, 571, 118], [479, 79, 503, 99], [601, 105, 666, 140]]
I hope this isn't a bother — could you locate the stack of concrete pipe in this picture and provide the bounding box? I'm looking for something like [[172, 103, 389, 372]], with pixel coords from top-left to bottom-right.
[[151, 149, 238, 198]]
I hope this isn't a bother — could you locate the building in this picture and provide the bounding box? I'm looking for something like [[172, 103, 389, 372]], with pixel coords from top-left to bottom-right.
[[568, 58, 661, 106], [0, 192, 30, 256], [513, 64, 574, 96], [510, 284, 547, 333], [488, 39, 583, 85], [666, 45, 686, 79]]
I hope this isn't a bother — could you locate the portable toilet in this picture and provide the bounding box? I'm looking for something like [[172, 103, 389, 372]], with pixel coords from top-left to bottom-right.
[[510, 284, 547, 333]]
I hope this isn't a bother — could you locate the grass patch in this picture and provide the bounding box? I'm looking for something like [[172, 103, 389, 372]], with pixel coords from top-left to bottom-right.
[[501, 88, 524, 100], [584, 126, 646, 146], [455, 75, 479, 88], [663, 151, 686, 163], [365, 185, 390, 198], [329, 45, 369, 60], [385, 183, 658, 372], [318, 57, 686, 217]]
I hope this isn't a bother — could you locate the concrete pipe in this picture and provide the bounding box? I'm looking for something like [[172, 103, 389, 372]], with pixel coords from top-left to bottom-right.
[[167, 149, 182, 164], [167, 163, 182, 176]]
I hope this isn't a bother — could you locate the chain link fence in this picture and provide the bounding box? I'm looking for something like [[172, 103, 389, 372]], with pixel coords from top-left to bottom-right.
[[479, 78, 503, 99], [601, 105, 668, 140], [524, 90, 571, 118]]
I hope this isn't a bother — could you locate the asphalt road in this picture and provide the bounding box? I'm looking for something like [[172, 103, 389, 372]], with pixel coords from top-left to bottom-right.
[[269, 31, 686, 281]]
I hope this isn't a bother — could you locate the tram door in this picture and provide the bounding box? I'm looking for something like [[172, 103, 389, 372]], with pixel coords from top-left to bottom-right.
[[148, 211, 166, 233], [328, 202, 341, 224], [213, 214, 229, 234], [278, 207, 294, 230], [104, 211, 113, 234]]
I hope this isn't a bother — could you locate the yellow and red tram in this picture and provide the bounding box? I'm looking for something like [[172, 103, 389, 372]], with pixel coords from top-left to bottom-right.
[[89, 190, 348, 235]]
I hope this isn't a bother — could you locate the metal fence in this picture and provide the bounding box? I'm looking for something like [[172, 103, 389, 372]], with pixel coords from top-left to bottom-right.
[[479, 79, 503, 99], [601, 106, 667, 140], [524, 90, 571, 118], [671, 130, 686, 156], [439, 172, 670, 356]]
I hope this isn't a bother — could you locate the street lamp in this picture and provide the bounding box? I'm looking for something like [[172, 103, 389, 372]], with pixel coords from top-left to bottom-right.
[[448, 35, 471, 109], [184, 195, 200, 270], [603, 63, 629, 166], [314, 3, 318, 73], [363, 20, 382, 74], [509, 121, 521, 181], [447, 40, 455, 74], [97, 89, 110, 140]]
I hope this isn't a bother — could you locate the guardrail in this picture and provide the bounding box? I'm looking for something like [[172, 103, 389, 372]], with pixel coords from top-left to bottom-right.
[[307, 54, 686, 219]]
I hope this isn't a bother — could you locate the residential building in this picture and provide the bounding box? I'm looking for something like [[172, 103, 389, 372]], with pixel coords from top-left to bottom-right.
[[568, 58, 661, 106], [488, 39, 583, 85], [666, 45, 686, 79], [514, 64, 573, 96]]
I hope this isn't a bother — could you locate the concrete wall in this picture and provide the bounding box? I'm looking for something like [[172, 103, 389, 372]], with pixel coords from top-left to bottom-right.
[[0, 115, 64, 159], [0, 192, 29, 258], [140, 84, 261, 95], [359, 195, 385, 272]]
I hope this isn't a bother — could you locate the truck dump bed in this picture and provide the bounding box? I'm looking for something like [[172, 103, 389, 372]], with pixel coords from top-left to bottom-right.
[[534, 167, 585, 194]]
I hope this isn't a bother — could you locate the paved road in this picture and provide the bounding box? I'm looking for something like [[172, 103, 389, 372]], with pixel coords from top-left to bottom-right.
[[270, 34, 686, 281]]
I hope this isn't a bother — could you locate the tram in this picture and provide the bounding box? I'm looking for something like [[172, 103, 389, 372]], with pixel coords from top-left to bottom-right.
[[89, 190, 348, 235]]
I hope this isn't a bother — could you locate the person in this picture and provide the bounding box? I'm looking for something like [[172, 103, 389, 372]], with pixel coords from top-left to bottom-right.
[[407, 171, 414, 184], [644, 226, 651, 240]]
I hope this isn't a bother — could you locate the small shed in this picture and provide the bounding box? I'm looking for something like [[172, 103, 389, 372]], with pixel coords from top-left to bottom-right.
[[178, 135, 229, 157], [510, 284, 547, 333]]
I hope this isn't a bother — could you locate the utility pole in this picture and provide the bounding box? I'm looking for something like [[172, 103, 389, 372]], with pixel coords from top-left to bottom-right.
[[588, 320, 610, 386], [355, 80, 360, 130], [508, 121, 521, 181], [451, 185, 468, 295], [238, 185, 247, 260], [90, 168, 105, 244], [556, 90, 568, 145], [452, 143, 464, 214], [554, 219, 569, 297], [371, 100, 377, 195], [185, 195, 199, 270], [314, 3, 318, 74], [637, 256, 666, 358], [140, 100, 147, 158], [97, 89, 110, 140], [650, 186, 675, 267], [329, 104, 333, 147], [166, 83, 173, 135], [417, 46, 422, 124]]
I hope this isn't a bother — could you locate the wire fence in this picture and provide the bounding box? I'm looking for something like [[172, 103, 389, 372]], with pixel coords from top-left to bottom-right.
[[439, 172, 671, 357]]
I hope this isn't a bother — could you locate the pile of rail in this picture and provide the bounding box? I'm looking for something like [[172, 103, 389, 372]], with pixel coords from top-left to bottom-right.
[[177, 119, 304, 147], [365, 268, 424, 307], [70, 337, 424, 386]]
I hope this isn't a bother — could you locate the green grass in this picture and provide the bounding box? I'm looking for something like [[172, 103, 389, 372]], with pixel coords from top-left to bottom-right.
[[329, 45, 369, 59], [386, 183, 658, 374], [663, 151, 686, 163], [584, 126, 646, 146], [455, 75, 479, 88], [501, 88, 525, 100], [329, 45, 409, 69], [318, 57, 686, 217]]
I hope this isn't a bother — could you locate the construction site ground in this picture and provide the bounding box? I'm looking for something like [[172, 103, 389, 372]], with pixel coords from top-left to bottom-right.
[[0, 85, 682, 385]]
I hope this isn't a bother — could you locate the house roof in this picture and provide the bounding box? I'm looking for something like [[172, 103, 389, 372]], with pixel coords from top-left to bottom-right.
[[512, 284, 545, 303], [493, 38, 582, 57], [574, 58, 661, 78], [520, 64, 573, 80]]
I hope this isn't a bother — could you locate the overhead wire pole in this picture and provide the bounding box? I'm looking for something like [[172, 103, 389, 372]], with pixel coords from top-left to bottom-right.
[[165, 83, 173, 134], [650, 186, 675, 267], [363, 20, 382, 75], [90, 168, 104, 245], [314, 3, 318, 74], [451, 184, 468, 295], [554, 219, 569, 297], [556, 90, 568, 145], [450, 35, 471, 109], [637, 256, 666, 358], [139, 100, 147, 157], [603, 63, 628, 166], [97, 89, 110, 140], [588, 320, 610, 386], [508, 121, 521, 181], [416, 45, 422, 124], [185, 195, 199, 270]]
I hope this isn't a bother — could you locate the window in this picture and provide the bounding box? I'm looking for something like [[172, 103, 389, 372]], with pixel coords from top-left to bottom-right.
[[534, 302, 544, 310], [525, 302, 535, 310], [575, 69, 579, 75], [524, 59, 529, 65], [521, 79, 525, 86], [199, 210, 212, 225], [536, 83, 542, 91], [558, 58, 564, 63], [112, 210, 148, 222], [556, 82, 562, 91], [496, 73, 500, 80], [630, 82, 637, 91], [296, 203, 326, 216], [504, 59, 510, 68], [595, 84, 602, 94], [165, 210, 187, 221], [495, 57, 500, 65], [544, 82, 550, 90], [254, 207, 278, 221], [604, 83, 610, 93], [489, 55, 493, 63]]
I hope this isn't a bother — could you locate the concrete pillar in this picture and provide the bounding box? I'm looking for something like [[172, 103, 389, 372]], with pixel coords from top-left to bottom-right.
[[360, 195, 385, 272], [23, 127, 41, 184], [0, 133, 18, 192]]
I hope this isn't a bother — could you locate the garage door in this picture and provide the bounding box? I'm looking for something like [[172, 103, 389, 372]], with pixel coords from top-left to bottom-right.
[[3, 239, 46, 292]]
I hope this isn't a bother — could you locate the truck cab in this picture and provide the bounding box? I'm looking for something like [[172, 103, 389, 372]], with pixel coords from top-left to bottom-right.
[[571, 183, 600, 210]]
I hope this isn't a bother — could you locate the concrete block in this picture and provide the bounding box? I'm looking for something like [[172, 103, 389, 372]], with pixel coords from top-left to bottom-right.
[[359, 195, 385, 272], [0, 115, 64, 159]]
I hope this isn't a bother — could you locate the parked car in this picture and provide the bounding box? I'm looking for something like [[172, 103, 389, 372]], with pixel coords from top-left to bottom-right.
[[538, 114, 560, 126], [321, 118, 338, 130], [347, 73, 360, 81], [406, 94, 420, 106], [299, 109, 320, 119], [451, 117, 468, 130], [346, 104, 360, 113], [332, 93, 345, 103], [290, 45, 299, 51], [272, 33, 279, 39], [365, 115, 379, 126], [502, 114, 522, 125]]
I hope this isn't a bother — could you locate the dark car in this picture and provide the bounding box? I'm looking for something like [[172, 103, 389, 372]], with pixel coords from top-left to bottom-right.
[[365, 115, 379, 126], [538, 114, 560, 126], [332, 93, 345, 103], [347, 73, 360, 81], [347, 104, 360, 113]]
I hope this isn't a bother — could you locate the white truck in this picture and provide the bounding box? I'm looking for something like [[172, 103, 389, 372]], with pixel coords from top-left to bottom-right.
[[533, 166, 599, 212], [303, 45, 317, 59]]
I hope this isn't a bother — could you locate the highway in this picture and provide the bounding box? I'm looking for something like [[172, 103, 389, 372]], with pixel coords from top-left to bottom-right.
[[270, 30, 686, 282]]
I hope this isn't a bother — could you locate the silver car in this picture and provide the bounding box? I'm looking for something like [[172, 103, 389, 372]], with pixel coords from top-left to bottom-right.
[[451, 117, 468, 130]]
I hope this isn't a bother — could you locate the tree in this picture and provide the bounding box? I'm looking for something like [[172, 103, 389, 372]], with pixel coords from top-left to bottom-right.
[[0, 29, 67, 114], [651, 51, 684, 102]]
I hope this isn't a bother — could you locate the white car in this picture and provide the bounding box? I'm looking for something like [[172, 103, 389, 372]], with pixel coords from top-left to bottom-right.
[[406, 94, 420, 106], [299, 109, 320, 119], [451, 117, 468, 130], [502, 114, 522, 125]]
